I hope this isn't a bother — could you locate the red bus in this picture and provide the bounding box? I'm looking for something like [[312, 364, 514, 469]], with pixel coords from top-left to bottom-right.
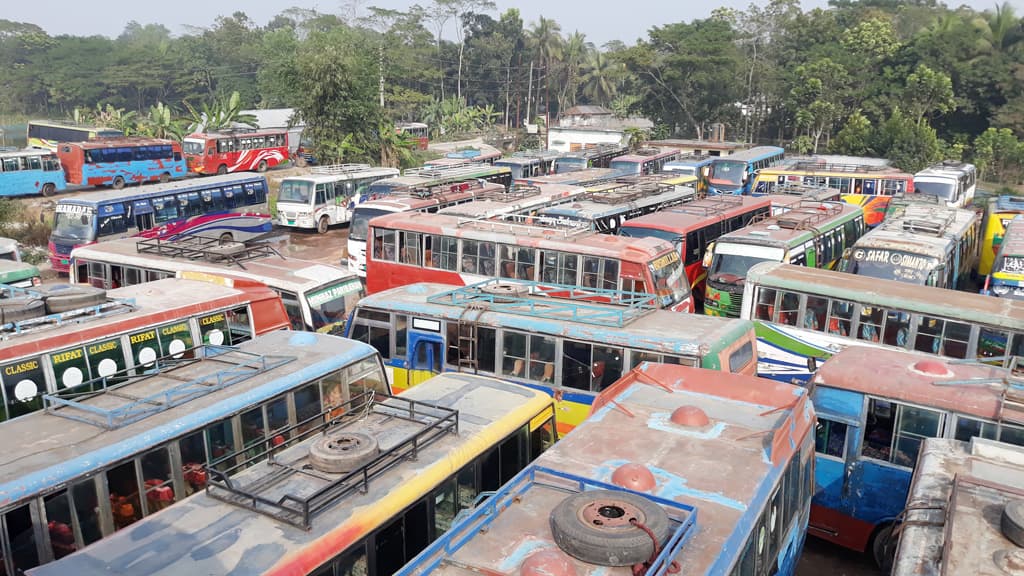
[[0, 274, 290, 421], [57, 138, 186, 189], [609, 147, 681, 175], [619, 195, 774, 304], [366, 211, 693, 312], [182, 130, 289, 175], [396, 122, 429, 150]]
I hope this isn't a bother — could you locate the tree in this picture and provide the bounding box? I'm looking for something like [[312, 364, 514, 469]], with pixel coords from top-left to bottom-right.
[[871, 108, 942, 172], [580, 51, 621, 106], [903, 64, 955, 125], [183, 91, 257, 132], [528, 16, 563, 120], [972, 127, 1023, 183], [832, 109, 873, 155], [789, 58, 848, 152], [556, 31, 590, 113]]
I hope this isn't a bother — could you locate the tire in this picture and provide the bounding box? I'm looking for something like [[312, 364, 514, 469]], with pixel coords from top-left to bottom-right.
[[871, 523, 896, 570], [0, 298, 46, 324], [35, 284, 107, 314], [308, 431, 379, 474], [256, 160, 268, 173], [159, 172, 171, 183], [317, 216, 329, 234], [1002, 500, 1024, 547], [111, 176, 125, 190], [219, 232, 233, 245], [549, 489, 671, 566], [41, 183, 56, 197], [217, 164, 228, 175]]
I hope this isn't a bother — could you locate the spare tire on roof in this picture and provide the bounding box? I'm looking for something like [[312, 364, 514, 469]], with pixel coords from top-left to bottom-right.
[[35, 284, 107, 314], [0, 297, 46, 324], [308, 431, 380, 474], [549, 489, 671, 566]]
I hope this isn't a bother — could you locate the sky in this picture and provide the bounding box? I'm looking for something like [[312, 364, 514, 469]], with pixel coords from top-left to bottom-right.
[[4, 0, 1023, 46]]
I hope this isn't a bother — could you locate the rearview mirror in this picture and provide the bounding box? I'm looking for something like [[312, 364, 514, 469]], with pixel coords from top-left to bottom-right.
[[702, 242, 716, 268], [807, 356, 818, 374]]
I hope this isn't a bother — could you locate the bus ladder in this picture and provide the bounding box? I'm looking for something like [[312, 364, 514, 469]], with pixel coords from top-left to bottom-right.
[[454, 303, 489, 373]]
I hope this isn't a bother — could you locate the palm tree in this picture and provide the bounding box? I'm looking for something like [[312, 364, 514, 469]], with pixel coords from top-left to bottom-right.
[[529, 17, 563, 120], [558, 31, 591, 113], [580, 51, 620, 107], [985, 2, 1020, 53], [378, 121, 416, 168]]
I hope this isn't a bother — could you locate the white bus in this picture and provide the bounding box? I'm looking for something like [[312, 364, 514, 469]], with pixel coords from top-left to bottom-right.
[[912, 160, 977, 209], [275, 164, 400, 234]]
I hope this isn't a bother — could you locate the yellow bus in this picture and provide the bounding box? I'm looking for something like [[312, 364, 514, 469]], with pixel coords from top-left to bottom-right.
[[980, 195, 1024, 276]]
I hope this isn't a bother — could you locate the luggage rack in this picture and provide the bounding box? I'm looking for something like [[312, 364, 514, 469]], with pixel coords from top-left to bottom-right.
[[586, 182, 672, 204], [205, 390, 459, 530], [308, 163, 373, 176], [42, 345, 295, 430], [456, 214, 591, 237], [883, 204, 957, 237], [427, 279, 658, 328], [479, 184, 541, 202], [0, 285, 137, 340], [751, 200, 843, 228], [136, 236, 283, 269], [789, 160, 892, 173], [666, 195, 744, 217]]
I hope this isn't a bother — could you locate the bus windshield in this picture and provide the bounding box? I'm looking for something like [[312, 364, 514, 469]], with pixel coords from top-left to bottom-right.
[[367, 180, 403, 196], [649, 253, 689, 307], [620, 226, 682, 247], [53, 212, 95, 242], [708, 160, 746, 185], [278, 180, 313, 205], [349, 207, 391, 242], [710, 244, 784, 284], [913, 180, 954, 200], [846, 248, 938, 284], [609, 160, 636, 173], [307, 278, 363, 332], [182, 139, 205, 155], [554, 158, 586, 173]]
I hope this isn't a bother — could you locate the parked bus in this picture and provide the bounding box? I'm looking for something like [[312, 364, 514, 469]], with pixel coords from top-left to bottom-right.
[[396, 121, 430, 150], [69, 237, 363, 333], [538, 174, 698, 232], [346, 281, 758, 432], [26, 120, 122, 151], [435, 182, 587, 219], [5, 330, 385, 575], [752, 159, 913, 226], [740, 262, 1024, 383], [182, 130, 289, 175], [0, 149, 67, 197], [892, 437, 1024, 576], [619, 195, 775, 305], [57, 138, 186, 189], [552, 143, 629, 173], [275, 164, 400, 233], [805, 346, 1024, 565], [608, 147, 681, 175], [983, 215, 1024, 298], [422, 147, 502, 168], [913, 160, 977, 209], [494, 149, 562, 181], [367, 164, 512, 196], [365, 211, 693, 312], [347, 180, 507, 277], [0, 275, 290, 420], [702, 201, 865, 318], [664, 153, 714, 195], [980, 195, 1024, 276], [401, 362, 816, 576], [707, 146, 786, 196], [513, 166, 622, 187], [841, 202, 981, 289], [0, 260, 42, 288], [29, 370, 556, 576], [47, 174, 272, 273]]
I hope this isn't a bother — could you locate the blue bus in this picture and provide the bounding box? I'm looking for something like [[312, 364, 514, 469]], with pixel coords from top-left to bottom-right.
[[0, 149, 67, 197], [57, 138, 186, 189], [664, 154, 714, 196], [400, 362, 816, 576], [707, 146, 785, 196], [552, 144, 629, 173]]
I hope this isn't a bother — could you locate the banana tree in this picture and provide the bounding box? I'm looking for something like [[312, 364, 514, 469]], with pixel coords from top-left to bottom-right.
[[183, 91, 258, 133]]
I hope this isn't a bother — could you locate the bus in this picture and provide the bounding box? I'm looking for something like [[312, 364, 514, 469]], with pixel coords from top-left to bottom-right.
[[840, 202, 981, 289], [401, 362, 816, 576], [494, 149, 562, 181], [29, 371, 556, 576], [422, 147, 502, 168], [346, 281, 758, 432], [664, 153, 714, 195], [346, 180, 507, 277], [608, 147, 681, 176], [805, 346, 1024, 566], [740, 262, 1024, 383], [752, 159, 913, 227], [4, 330, 385, 575], [980, 195, 1024, 276], [913, 160, 977, 209], [513, 166, 622, 187], [57, 138, 186, 189], [1, 275, 290, 420], [983, 215, 1024, 298], [365, 211, 693, 312], [891, 436, 1024, 576], [702, 201, 865, 318], [47, 174, 272, 273], [275, 164, 400, 233], [0, 260, 41, 288], [69, 237, 363, 334], [26, 120, 122, 151], [619, 195, 774, 305], [182, 130, 289, 175], [366, 164, 513, 196], [433, 182, 590, 220], [552, 143, 629, 173], [537, 175, 699, 232], [0, 149, 67, 197], [396, 121, 430, 150], [707, 146, 786, 196]]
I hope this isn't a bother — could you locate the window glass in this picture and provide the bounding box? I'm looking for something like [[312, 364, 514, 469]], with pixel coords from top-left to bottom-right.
[[461, 239, 496, 276], [349, 364, 387, 399], [394, 315, 408, 358], [914, 316, 944, 355], [294, 383, 322, 433], [321, 370, 347, 418], [728, 340, 754, 373], [44, 491, 78, 560], [433, 478, 457, 535], [894, 405, 943, 467], [140, 448, 176, 515], [158, 321, 194, 360], [499, 245, 535, 280], [857, 306, 884, 342], [241, 406, 266, 449], [540, 251, 579, 285], [530, 416, 556, 458], [883, 311, 912, 348], [528, 335, 556, 382], [862, 399, 895, 461], [206, 420, 235, 472], [954, 416, 996, 442], [592, 345, 624, 390], [456, 464, 477, 510], [372, 228, 396, 262], [266, 396, 289, 440], [754, 288, 777, 321], [178, 431, 207, 495], [6, 504, 40, 570], [942, 320, 971, 359], [107, 460, 142, 530], [804, 295, 828, 332], [1000, 424, 1024, 447], [815, 418, 847, 458], [426, 235, 457, 271], [499, 429, 526, 483], [72, 478, 103, 546], [400, 231, 422, 266], [777, 292, 800, 326], [562, 340, 592, 390], [629, 350, 662, 370], [502, 331, 528, 377]]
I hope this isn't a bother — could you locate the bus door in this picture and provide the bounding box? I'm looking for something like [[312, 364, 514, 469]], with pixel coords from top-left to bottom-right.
[[407, 329, 444, 390], [132, 200, 155, 231]]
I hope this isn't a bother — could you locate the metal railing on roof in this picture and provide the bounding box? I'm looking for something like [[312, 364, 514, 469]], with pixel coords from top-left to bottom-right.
[[401, 164, 504, 179], [0, 284, 137, 340], [42, 345, 295, 430], [456, 214, 592, 237], [308, 163, 373, 175], [666, 195, 745, 217], [788, 161, 893, 174], [135, 236, 284, 269]]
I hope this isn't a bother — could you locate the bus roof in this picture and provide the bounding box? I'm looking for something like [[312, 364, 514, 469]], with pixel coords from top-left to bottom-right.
[[353, 181, 506, 213], [518, 167, 621, 186], [0, 149, 56, 159], [30, 372, 552, 576], [711, 146, 784, 163], [403, 363, 814, 575], [915, 160, 976, 179], [610, 148, 679, 163], [0, 260, 40, 283], [357, 283, 753, 357], [282, 166, 399, 184], [0, 330, 378, 503], [539, 185, 691, 220], [715, 201, 861, 247], [63, 138, 178, 150], [997, 216, 1024, 257], [761, 158, 909, 177], [812, 345, 1024, 426], [852, 204, 980, 258], [993, 195, 1024, 214], [434, 182, 586, 218], [619, 196, 770, 232], [69, 238, 354, 293], [185, 129, 286, 138], [746, 262, 1024, 330], [56, 173, 267, 206]]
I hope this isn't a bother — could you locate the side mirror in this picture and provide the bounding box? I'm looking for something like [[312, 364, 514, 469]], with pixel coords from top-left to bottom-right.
[[701, 166, 710, 177], [702, 242, 716, 268], [742, 172, 749, 183], [807, 356, 818, 374]]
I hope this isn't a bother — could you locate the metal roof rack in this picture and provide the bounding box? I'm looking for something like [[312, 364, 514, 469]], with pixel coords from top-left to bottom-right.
[[307, 163, 373, 175], [401, 164, 502, 179], [666, 195, 744, 217], [883, 205, 957, 237], [752, 200, 843, 229], [456, 215, 591, 237], [42, 345, 295, 430], [427, 279, 658, 327], [587, 181, 672, 204], [205, 390, 459, 529], [135, 236, 284, 269], [771, 182, 839, 198], [0, 284, 137, 340], [788, 160, 892, 174]]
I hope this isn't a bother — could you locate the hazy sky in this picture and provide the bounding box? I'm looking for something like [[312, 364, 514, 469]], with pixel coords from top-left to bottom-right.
[[5, 0, 1022, 45]]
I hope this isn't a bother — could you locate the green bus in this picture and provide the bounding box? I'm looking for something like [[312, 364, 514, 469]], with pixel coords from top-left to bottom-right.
[[703, 200, 865, 317]]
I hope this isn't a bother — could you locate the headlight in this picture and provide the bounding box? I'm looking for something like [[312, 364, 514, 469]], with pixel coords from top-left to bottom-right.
[[993, 285, 1011, 295]]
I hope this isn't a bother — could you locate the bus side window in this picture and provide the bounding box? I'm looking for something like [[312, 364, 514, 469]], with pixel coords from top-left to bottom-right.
[[753, 288, 778, 321], [502, 331, 528, 377], [815, 418, 848, 458], [4, 503, 41, 572], [857, 307, 883, 343]]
